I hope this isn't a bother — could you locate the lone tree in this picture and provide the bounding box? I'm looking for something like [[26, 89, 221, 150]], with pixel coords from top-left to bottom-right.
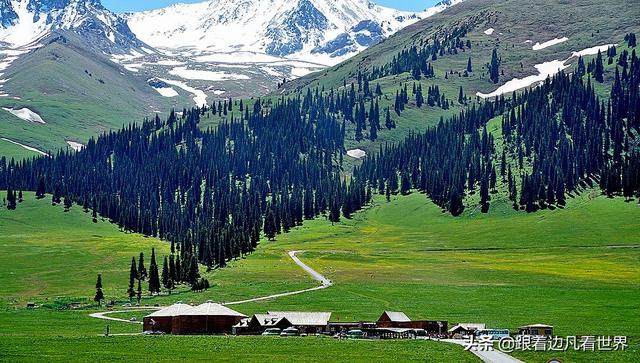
[[94, 274, 104, 306], [466, 56, 473, 72], [489, 48, 501, 83], [127, 257, 137, 301]]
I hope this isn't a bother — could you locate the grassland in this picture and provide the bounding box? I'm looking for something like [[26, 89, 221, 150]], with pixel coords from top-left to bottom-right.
[[0, 187, 638, 362]]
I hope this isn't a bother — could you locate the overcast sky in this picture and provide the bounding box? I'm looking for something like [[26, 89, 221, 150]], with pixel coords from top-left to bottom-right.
[[102, 0, 440, 13]]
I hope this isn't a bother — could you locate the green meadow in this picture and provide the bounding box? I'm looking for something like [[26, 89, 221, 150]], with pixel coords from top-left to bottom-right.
[[0, 188, 638, 361]]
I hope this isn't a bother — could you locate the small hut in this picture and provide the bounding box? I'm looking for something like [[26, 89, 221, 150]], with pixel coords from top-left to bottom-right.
[[143, 303, 194, 333]]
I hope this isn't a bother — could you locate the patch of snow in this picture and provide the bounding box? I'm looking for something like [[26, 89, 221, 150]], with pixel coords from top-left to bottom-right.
[[2, 107, 45, 124], [262, 67, 282, 77], [477, 43, 618, 99], [532, 37, 569, 50], [158, 78, 207, 106], [123, 63, 143, 72], [484, 28, 494, 35], [66, 141, 85, 151], [153, 86, 179, 97], [524, 40, 533, 44], [291, 68, 313, 78], [155, 59, 186, 66], [213, 90, 225, 95], [477, 60, 569, 99], [0, 137, 48, 156], [168, 67, 250, 81], [347, 149, 366, 159], [571, 44, 617, 58]]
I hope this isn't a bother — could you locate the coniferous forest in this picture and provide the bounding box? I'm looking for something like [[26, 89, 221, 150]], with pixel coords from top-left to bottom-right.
[[0, 45, 639, 270]]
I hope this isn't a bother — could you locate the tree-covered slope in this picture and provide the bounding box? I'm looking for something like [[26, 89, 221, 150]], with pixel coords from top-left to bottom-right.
[[285, 0, 639, 94]]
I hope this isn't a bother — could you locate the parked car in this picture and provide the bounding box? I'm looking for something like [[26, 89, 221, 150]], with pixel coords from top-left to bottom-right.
[[414, 329, 427, 338], [280, 327, 300, 336], [262, 328, 282, 336], [347, 329, 364, 339]]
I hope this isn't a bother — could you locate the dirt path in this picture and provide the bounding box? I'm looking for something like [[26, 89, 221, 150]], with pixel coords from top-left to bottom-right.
[[443, 339, 523, 363], [225, 250, 332, 305], [90, 251, 331, 322]]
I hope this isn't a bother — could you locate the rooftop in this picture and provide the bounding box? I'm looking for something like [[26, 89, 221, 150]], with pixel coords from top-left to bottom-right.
[[381, 311, 411, 322], [268, 311, 332, 326], [145, 303, 194, 317], [185, 302, 247, 317]]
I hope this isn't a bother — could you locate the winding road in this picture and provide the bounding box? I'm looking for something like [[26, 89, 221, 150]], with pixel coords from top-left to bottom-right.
[[90, 250, 331, 321], [225, 250, 332, 305]]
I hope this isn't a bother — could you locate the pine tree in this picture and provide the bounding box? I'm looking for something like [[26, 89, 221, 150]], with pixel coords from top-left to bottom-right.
[[264, 205, 276, 240], [466, 56, 472, 72], [36, 177, 46, 199], [594, 50, 605, 82], [127, 257, 137, 301], [148, 248, 160, 294], [490, 48, 500, 83], [6, 188, 16, 210], [385, 108, 395, 129], [161, 256, 169, 288], [94, 274, 104, 306], [138, 252, 147, 280]]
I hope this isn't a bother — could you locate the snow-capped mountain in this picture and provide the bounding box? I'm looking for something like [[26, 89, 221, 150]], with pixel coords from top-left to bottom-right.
[[0, 0, 146, 52], [126, 0, 460, 65]]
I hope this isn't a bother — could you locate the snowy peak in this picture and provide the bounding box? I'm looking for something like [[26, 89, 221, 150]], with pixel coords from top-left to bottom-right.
[[0, 0, 146, 52], [125, 0, 459, 65]]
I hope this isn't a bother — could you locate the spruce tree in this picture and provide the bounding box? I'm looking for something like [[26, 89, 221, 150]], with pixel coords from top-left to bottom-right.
[[138, 252, 147, 280], [594, 50, 605, 82], [490, 48, 500, 83], [127, 257, 137, 301], [264, 206, 276, 240], [466, 56, 472, 72], [94, 274, 104, 306], [148, 248, 160, 295], [161, 256, 169, 288]]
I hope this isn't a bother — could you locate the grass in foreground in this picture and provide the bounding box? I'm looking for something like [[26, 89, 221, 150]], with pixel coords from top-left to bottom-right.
[[0, 189, 638, 362]]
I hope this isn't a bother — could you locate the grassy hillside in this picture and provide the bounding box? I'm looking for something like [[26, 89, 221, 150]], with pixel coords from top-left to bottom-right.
[[0, 188, 638, 362], [282, 0, 639, 163], [0, 32, 190, 159]]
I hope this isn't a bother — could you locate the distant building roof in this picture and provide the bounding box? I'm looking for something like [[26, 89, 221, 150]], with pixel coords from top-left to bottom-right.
[[251, 314, 290, 327], [268, 311, 332, 326], [184, 302, 247, 317], [519, 324, 553, 329], [449, 323, 486, 332], [145, 303, 194, 317], [380, 311, 411, 322]]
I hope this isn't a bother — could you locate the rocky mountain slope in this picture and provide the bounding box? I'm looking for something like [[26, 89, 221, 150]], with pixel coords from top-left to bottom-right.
[[125, 0, 460, 65]]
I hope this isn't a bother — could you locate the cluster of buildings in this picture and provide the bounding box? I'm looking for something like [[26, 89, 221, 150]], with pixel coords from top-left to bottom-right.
[[142, 301, 553, 338], [143, 302, 447, 337]]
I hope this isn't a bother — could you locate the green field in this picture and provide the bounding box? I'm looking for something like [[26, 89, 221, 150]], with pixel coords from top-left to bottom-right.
[[0, 188, 638, 362]]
